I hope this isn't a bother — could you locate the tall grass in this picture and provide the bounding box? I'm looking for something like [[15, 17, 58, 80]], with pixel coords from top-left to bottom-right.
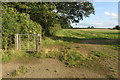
[[2, 50, 42, 62]]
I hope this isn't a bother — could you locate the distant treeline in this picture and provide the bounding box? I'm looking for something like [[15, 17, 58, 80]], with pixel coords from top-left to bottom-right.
[[113, 25, 120, 30], [68, 28, 107, 29], [69, 25, 120, 30]]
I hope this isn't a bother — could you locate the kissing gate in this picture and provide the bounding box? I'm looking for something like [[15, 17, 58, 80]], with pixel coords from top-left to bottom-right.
[[15, 34, 41, 52]]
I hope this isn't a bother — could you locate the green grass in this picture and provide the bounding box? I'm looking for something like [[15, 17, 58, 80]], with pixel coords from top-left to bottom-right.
[[59, 50, 86, 67], [41, 29, 119, 67], [106, 75, 116, 80], [44, 49, 110, 67], [2, 29, 119, 78], [3, 29, 119, 63], [44, 50, 86, 67], [88, 51, 110, 60], [10, 66, 28, 77], [2, 50, 25, 62], [2, 50, 42, 62], [62, 29, 119, 39], [42, 29, 119, 46]]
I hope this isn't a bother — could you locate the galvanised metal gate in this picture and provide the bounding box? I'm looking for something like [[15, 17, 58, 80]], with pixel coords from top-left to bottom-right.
[[15, 34, 41, 52]]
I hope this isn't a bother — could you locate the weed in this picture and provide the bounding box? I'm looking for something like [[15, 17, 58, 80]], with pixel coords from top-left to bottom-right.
[[45, 51, 60, 59], [25, 51, 42, 58], [2, 50, 26, 62], [2, 50, 42, 62], [11, 66, 28, 77], [106, 75, 116, 80], [88, 51, 109, 60], [66, 47, 71, 49], [75, 46, 81, 48], [109, 44, 120, 50], [59, 50, 86, 67]]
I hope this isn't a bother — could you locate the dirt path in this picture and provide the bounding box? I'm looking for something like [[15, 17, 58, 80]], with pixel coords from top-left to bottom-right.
[[2, 58, 106, 78]]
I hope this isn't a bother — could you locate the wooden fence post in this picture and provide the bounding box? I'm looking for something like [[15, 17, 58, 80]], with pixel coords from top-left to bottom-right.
[[15, 34, 19, 50], [28, 34, 29, 51], [37, 34, 41, 52]]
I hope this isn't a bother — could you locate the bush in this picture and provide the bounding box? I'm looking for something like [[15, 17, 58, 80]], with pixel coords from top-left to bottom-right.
[[2, 6, 42, 49], [47, 24, 61, 36], [2, 50, 26, 62], [113, 25, 120, 30]]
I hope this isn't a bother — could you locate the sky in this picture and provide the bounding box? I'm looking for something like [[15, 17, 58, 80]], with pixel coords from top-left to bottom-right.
[[71, 2, 118, 28]]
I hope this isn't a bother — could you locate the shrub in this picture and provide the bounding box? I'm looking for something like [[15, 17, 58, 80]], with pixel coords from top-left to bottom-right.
[[2, 50, 26, 62], [47, 24, 61, 36], [2, 6, 42, 50]]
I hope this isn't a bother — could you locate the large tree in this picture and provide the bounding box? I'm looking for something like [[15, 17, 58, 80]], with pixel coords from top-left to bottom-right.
[[55, 2, 95, 23], [3, 2, 94, 35]]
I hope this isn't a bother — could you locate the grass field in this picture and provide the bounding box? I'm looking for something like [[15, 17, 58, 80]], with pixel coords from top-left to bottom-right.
[[41, 29, 119, 78], [42, 29, 119, 48], [2, 29, 119, 78]]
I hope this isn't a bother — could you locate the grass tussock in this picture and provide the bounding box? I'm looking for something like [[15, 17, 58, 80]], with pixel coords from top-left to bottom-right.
[[44, 49, 110, 67], [10, 66, 28, 77], [2, 50, 42, 62]]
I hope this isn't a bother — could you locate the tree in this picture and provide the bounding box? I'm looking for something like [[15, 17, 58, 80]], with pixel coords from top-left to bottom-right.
[[2, 4, 42, 49], [5, 2, 61, 36], [113, 25, 120, 30], [115, 25, 120, 30], [88, 26, 91, 28], [4, 2, 94, 35], [2, 2, 95, 49], [91, 26, 94, 29], [55, 2, 95, 23]]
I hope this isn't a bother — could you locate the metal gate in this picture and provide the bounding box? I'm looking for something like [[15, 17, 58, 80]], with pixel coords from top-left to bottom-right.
[[15, 34, 41, 52]]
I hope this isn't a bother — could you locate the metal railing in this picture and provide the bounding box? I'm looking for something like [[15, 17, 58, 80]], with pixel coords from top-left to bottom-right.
[[15, 34, 41, 52]]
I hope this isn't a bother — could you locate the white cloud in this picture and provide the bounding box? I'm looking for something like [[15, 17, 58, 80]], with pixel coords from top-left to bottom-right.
[[111, 13, 117, 17], [105, 11, 111, 16], [104, 11, 118, 20], [94, 0, 119, 2]]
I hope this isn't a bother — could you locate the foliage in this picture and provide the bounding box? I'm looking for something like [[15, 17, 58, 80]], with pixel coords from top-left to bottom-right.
[[10, 66, 28, 77], [106, 75, 116, 80], [55, 2, 95, 23], [47, 24, 61, 36], [113, 25, 120, 30], [88, 51, 109, 60], [2, 2, 95, 49], [25, 52, 42, 58], [41, 29, 119, 67], [2, 2, 94, 35], [2, 5, 42, 49], [2, 50, 26, 62], [2, 50, 42, 62], [59, 50, 85, 66]]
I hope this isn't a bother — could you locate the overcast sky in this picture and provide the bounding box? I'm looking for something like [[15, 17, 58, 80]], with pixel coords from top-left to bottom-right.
[[71, 2, 118, 28]]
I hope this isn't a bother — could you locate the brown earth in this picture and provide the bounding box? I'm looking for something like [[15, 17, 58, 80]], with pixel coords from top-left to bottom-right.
[[2, 43, 118, 78], [2, 58, 106, 78]]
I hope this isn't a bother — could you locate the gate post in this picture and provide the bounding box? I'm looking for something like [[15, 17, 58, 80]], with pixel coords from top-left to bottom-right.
[[37, 34, 41, 52], [15, 34, 19, 50]]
